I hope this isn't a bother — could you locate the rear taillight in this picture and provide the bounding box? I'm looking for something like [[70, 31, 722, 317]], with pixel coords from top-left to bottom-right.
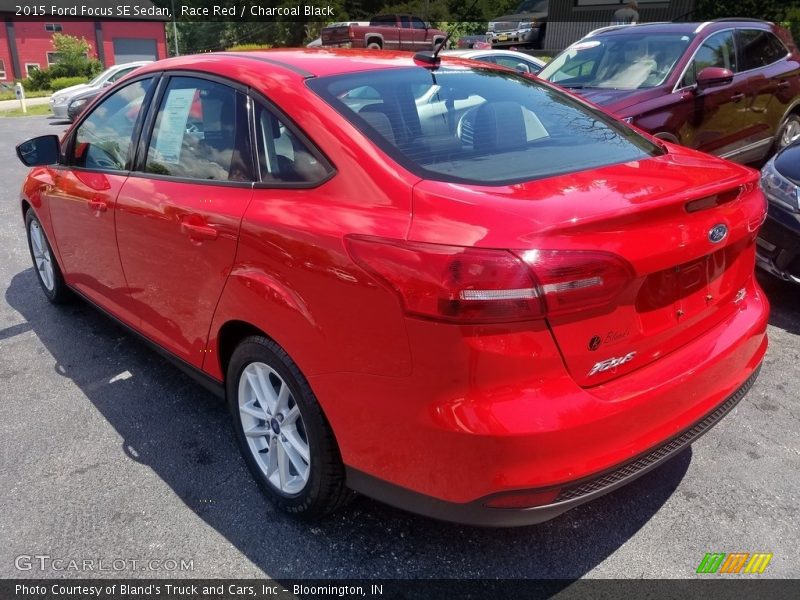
[[345, 236, 633, 324], [515, 249, 633, 318]]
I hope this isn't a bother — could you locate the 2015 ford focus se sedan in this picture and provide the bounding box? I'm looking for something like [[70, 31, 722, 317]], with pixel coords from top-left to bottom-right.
[[15, 50, 768, 526]]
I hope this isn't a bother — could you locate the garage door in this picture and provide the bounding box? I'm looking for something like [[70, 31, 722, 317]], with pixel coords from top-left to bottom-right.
[[112, 38, 158, 63]]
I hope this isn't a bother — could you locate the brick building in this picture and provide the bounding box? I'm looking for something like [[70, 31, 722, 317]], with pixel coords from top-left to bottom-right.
[[0, 0, 168, 82]]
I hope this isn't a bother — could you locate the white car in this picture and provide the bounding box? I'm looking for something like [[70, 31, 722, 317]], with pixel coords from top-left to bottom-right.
[[440, 49, 546, 74], [49, 61, 151, 120]]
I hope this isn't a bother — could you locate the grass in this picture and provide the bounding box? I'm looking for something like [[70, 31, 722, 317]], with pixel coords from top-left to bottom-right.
[[0, 89, 51, 101], [0, 104, 52, 117]]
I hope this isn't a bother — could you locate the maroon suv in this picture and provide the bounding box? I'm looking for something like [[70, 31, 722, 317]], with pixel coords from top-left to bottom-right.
[[540, 20, 800, 164]]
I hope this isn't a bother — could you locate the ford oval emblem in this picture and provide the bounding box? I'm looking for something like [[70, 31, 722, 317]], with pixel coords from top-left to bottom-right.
[[708, 224, 728, 244]]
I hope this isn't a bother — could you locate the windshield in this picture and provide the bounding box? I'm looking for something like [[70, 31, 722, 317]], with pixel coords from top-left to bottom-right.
[[540, 33, 694, 90], [88, 69, 113, 86], [309, 66, 662, 185], [516, 0, 548, 13]]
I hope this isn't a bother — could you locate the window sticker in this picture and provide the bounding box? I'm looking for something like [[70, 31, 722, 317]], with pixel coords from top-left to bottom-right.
[[153, 88, 195, 163]]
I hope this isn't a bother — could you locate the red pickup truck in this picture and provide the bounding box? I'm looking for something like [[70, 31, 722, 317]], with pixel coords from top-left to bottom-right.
[[321, 15, 447, 51]]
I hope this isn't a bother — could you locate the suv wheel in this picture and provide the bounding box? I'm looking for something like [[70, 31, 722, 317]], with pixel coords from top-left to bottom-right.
[[227, 335, 351, 518], [778, 113, 800, 150]]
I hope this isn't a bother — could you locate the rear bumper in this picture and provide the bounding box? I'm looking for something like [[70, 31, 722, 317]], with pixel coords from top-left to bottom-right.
[[347, 366, 760, 526], [315, 276, 768, 524], [756, 203, 800, 283]]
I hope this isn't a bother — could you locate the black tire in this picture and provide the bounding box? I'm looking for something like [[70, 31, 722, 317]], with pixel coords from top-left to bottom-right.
[[775, 112, 800, 152], [226, 335, 351, 519], [24, 210, 71, 304]]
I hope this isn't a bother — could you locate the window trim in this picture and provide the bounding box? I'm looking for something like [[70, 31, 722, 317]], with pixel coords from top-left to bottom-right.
[[64, 73, 160, 175], [25, 63, 40, 76], [129, 70, 257, 189], [45, 23, 63, 32], [248, 89, 337, 190], [0, 58, 6, 80]]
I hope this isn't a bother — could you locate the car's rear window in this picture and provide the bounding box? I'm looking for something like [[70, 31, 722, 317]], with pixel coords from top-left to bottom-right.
[[308, 66, 663, 185]]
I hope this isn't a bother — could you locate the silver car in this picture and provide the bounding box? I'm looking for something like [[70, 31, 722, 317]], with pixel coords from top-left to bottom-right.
[[49, 61, 151, 120], [440, 49, 545, 75]]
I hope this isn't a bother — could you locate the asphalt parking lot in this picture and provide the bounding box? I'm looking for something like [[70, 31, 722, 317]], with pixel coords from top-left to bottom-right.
[[0, 115, 798, 580]]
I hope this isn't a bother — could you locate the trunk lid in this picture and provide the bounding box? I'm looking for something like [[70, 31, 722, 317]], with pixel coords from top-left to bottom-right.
[[409, 147, 765, 386]]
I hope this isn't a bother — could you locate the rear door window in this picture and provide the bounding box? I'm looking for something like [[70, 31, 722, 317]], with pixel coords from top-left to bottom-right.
[[144, 76, 253, 182], [253, 100, 332, 184], [736, 29, 788, 71]]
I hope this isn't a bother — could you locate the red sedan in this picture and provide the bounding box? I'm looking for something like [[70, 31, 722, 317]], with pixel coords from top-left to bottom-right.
[[15, 50, 768, 526]]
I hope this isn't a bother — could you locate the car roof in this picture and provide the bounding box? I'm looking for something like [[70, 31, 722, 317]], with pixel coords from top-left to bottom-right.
[[586, 19, 774, 38], [132, 49, 494, 80]]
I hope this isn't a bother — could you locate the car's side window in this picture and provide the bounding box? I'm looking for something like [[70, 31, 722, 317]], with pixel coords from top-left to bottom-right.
[[253, 101, 331, 184], [72, 77, 152, 171], [681, 31, 737, 88], [144, 77, 253, 182], [411, 18, 427, 30], [737, 29, 788, 71]]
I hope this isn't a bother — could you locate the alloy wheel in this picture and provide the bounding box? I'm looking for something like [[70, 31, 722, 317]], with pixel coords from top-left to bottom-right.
[[29, 220, 55, 292], [237, 362, 310, 495]]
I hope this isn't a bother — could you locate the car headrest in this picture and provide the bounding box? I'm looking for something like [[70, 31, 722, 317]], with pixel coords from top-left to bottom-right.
[[472, 101, 527, 153], [359, 106, 396, 145]]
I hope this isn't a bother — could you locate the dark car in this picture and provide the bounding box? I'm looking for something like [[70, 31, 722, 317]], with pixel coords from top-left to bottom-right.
[[487, 0, 548, 49], [757, 143, 800, 282], [539, 20, 800, 164], [66, 87, 101, 121]]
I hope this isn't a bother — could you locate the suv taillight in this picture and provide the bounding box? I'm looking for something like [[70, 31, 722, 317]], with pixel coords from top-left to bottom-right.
[[345, 236, 633, 324]]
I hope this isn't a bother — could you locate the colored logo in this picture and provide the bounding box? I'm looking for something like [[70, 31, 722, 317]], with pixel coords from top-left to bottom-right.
[[696, 552, 773, 574], [708, 224, 728, 244]]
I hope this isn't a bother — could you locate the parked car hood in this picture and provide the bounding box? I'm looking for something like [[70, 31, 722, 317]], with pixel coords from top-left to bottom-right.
[[569, 86, 665, 116], [53, 83, 91, 100]]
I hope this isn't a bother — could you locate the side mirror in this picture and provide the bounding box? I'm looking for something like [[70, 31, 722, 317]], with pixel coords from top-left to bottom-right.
[[696, 66, 734, 89], [16, 135, 60, 167], [515, 62, 531, 74], [102, 80, 113, 87]]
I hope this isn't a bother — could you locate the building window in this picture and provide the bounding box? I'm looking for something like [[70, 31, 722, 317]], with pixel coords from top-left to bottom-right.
[[46, 52, 59, 66], [45, 23, 63, 32], [0, 59, 6, 80], [25, 63, 40, 76]]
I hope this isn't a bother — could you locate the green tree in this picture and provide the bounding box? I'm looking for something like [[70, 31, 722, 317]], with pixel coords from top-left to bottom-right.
[[48, 33, 99, 78]]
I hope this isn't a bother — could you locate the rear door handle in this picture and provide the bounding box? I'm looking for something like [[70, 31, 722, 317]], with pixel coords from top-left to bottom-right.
[[87, 200, 107, 212], [777, 80, 791, 89], [730, 92, 745, 102], [180, 220, 218, 241]]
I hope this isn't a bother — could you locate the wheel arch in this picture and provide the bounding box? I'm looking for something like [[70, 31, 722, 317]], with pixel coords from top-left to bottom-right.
[[217, 319, 269, 380], [654, 131, 681, 144], [364, 33, 383, 48]]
